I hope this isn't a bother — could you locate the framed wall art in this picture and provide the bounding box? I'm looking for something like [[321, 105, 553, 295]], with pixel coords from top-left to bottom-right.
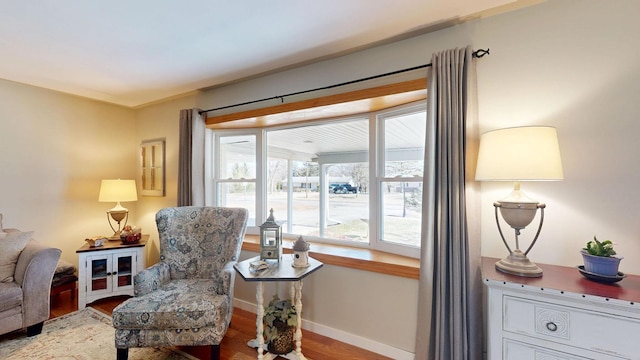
[[140, 139, 165, 196]]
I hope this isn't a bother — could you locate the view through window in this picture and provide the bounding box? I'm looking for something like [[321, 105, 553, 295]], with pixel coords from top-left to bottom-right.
[[379, 109, 426, 250], [211, 101, 426, 257], [215, 134, 257, 226]]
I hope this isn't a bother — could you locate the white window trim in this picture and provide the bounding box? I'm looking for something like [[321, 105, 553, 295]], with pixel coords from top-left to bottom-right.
[[208, 100, 427, 258], [371, 103, 426, 258]]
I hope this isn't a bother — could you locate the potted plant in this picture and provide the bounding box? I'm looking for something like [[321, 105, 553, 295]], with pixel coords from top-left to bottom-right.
[[581, 236, 622, 276], [263, 295, 297, 354]]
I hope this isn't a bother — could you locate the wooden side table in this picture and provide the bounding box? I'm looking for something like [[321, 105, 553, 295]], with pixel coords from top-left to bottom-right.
[[234, 256, 323, 360], [76, 236, 147, 309]]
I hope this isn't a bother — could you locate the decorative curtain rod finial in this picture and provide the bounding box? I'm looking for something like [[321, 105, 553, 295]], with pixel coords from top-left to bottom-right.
[[473, 48, 490, 58]]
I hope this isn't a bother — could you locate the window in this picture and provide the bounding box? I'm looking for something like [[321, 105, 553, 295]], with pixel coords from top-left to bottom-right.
[[266, 118, 370, 243], [210, 101, 426, 257], [376, 108, 426, 253], [213, 133, 258, 226]]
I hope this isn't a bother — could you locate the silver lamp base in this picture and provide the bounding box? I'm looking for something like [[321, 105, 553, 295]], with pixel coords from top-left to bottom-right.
[[495, 249, 542, 277]]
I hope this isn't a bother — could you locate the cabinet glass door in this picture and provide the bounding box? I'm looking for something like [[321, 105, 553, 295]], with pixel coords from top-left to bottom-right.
[[115, 254, 133, 288], [90, 257, 109, 291]]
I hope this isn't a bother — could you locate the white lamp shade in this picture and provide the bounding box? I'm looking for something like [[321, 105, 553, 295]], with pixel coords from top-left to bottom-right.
[[475, 126, 564, 181], [98, 179, 138, 202]]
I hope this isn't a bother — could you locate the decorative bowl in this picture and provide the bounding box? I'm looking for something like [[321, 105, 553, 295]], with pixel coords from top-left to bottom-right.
[[120, 233, 142, 244]]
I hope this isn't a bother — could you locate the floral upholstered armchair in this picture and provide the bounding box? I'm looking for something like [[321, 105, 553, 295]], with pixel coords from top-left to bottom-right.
[[112, 207, 248, 360]]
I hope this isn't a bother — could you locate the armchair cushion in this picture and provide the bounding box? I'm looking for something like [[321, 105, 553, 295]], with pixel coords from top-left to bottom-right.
[[113, 279, 228, 330], [0, 282, 22, 310], [0, 231, 34, 283]]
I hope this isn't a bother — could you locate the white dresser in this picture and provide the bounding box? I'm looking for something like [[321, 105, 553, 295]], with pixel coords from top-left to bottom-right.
[[483, 257, 640, 360]]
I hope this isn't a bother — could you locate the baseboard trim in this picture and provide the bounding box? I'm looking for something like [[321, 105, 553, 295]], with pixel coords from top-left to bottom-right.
[[234, 298, 415, 360]]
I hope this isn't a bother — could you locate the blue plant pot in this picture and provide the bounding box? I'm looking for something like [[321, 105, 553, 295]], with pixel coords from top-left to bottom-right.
[[581, 250, 622, 276]]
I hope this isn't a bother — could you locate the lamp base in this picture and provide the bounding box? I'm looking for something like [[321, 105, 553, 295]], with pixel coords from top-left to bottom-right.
[[108, 231, 123, 241], [106, 209, 128, 241], [495, 249, 543, 277]]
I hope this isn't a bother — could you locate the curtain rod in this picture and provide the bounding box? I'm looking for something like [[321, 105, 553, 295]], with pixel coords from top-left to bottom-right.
[[200, 48, 490, 115]]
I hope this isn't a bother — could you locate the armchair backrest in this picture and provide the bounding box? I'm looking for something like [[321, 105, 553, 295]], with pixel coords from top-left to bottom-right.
[[156, 207, 248, 280]]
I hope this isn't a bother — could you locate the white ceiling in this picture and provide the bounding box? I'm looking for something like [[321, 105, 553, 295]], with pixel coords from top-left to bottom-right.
[[0, 0, 523, 108]]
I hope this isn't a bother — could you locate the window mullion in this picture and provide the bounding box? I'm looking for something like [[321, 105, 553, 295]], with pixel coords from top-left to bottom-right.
[[212, 133, 221, 206], [286, 159, 294, 233], [256, 129, 266, 225], [369, 113, 382, 251]]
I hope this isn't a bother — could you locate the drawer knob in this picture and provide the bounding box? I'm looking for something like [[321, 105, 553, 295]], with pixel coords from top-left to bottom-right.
[[546, 321, 558, 332]]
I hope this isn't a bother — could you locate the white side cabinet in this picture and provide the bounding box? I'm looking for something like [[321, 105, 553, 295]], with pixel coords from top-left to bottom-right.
[[483, 257, 640, 360], [76, 237, 146, 309]]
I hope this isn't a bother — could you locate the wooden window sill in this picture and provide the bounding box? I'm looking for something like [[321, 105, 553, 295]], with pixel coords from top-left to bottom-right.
[[242, 235, 420, 279]]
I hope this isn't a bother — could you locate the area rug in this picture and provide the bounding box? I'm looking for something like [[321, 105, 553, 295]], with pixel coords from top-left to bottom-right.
[[0, 307, 197, 360]]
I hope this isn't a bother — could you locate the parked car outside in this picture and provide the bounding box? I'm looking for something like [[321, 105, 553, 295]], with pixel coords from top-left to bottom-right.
[[332, 184, 357, 194]]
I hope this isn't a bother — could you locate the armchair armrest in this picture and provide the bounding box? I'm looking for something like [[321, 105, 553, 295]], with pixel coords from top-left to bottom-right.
[[213, 262, 237, 295], [217, 262, 238, 325], [14, 240, 61, 327], [134, 262, 171, 297]]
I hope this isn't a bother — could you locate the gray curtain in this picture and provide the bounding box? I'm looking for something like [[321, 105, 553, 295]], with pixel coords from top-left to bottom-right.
[[177, 108, 206, 206], [415, 46, 482, 360]]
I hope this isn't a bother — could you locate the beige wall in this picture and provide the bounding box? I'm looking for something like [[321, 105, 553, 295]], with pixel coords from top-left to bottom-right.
[[0, 79, 198, 268], [1, 0, 638, 358], [0, 79, 137, 265], [475, 0, 640, 271], [133, 94, 198, 265]]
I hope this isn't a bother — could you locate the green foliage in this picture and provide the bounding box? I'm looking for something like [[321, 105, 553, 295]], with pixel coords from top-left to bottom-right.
[[263, 295, 298, 341], [583, 236, 616, 257]]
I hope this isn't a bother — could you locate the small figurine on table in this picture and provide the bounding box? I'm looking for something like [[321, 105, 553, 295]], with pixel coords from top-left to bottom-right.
[[292, 235, 310, 268]]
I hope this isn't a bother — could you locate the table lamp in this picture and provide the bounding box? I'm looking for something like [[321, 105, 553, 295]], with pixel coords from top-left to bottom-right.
[[98, 179, 138, 239], [475, 126, 563, 277]]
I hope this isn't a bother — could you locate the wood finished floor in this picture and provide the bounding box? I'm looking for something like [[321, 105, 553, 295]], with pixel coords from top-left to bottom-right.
[[48, 290, 392, 360]]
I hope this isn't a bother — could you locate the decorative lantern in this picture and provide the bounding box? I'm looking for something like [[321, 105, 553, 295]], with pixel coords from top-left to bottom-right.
[[260, 208, 282, 261], [292, 235, 310, 268]]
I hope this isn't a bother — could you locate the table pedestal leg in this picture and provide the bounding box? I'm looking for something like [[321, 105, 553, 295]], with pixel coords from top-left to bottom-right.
[[294, 280, 306, 360], [249, 281, 306, 360], [256, 281, 264, 360]]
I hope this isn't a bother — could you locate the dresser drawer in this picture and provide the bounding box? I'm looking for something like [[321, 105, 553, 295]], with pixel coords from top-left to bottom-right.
[[504, 338, 589, 360], [503, 295, 640, 359]]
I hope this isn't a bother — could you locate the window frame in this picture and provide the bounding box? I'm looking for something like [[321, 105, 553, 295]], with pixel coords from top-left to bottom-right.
[[372, 103, 426, 258], [208, 129, 262, 227], [208, 100, 427, 258]]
